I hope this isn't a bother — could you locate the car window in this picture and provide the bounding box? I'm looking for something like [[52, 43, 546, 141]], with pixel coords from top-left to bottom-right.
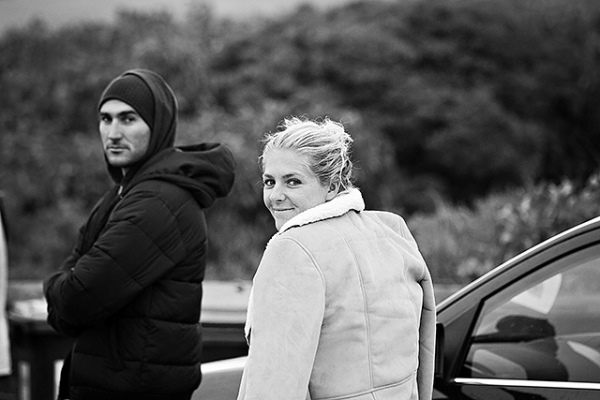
[[461, 244, 600, 383]]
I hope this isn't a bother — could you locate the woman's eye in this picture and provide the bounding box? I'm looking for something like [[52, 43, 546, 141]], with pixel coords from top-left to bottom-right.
[[287, 179, 301, 187], [263, 179, 274, 187]]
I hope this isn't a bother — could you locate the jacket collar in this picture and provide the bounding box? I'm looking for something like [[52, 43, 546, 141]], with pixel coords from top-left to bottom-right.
[[247, 187, 365, 339], [277, 188, 365, 234]]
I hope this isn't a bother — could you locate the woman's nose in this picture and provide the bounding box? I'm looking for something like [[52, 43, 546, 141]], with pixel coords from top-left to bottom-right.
[[269, 184, 285, 201]]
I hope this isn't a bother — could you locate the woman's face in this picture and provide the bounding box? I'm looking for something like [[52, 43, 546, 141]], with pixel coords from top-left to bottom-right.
[[262, 148, 336, 230]]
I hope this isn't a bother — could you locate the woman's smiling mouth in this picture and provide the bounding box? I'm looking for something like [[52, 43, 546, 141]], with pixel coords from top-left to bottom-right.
[[271, 208, 293, 213]]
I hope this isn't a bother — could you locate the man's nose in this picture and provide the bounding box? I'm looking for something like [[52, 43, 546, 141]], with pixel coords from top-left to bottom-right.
[[107, 122, 122, 140]]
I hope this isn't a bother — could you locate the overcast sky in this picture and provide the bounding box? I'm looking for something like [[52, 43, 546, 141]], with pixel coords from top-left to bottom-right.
[[0, 0, 356, 34]]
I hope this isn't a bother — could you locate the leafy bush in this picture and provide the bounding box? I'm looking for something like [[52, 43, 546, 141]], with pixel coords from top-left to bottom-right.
[[410, 173, 600, 284]]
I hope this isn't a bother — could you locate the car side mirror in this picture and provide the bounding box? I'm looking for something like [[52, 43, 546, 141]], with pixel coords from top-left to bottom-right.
[[434, 322, 445, 380]]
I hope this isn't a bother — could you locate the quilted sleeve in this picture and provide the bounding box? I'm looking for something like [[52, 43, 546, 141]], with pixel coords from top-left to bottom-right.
[[44, 187, 188, 329]]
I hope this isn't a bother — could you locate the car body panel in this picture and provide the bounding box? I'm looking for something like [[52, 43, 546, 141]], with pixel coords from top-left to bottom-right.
[[195, 357, 245, 399]]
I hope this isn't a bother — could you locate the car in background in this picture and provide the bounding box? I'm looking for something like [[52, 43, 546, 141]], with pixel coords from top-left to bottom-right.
[[193, 216, 600, 400], [1, 195, 13, 382]]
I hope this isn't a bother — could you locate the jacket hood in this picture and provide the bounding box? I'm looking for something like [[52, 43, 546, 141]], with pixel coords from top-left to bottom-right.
[[124, 142, 236, 208], [99, 69, 179, 184]]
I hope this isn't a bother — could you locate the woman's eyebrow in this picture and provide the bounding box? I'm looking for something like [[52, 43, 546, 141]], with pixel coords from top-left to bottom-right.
[[262, 173, 301, 179]]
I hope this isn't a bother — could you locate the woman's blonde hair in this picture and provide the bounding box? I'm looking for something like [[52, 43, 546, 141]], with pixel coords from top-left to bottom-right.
[[261, 116, 354, 191]]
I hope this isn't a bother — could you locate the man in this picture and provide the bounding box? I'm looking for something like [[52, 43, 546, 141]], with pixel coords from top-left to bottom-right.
[[44, 69, 235, 400]]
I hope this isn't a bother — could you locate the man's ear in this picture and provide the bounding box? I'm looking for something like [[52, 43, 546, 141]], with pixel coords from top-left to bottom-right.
[[325, 182, 340, 201]]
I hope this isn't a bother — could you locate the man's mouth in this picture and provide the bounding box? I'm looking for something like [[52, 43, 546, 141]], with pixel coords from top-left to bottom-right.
[[107, 146, 128, 152]]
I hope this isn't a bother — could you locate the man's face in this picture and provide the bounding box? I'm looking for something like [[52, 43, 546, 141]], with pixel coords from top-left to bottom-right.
[[99, 100, 151, 174]]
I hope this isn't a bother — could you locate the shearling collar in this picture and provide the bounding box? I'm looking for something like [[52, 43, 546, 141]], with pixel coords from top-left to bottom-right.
[[277, 188, 365, 235], [246, 187, 365, 340]]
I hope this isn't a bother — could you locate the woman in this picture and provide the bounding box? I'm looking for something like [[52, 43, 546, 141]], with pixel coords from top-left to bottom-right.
[[238, 117, 436, 400]]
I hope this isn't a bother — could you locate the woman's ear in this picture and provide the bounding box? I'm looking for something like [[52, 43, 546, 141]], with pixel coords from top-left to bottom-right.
[[325, 182, 340, 201]]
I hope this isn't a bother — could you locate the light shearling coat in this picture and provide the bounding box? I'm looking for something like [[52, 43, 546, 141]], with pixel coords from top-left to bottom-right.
[[238, 189, 436, 400]]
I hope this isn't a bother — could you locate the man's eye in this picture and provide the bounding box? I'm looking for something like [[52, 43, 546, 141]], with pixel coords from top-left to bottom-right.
[[100, 115, 111, 123]]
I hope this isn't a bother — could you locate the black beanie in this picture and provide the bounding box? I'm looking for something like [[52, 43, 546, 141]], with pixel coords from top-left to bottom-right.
[[98, 74, 155, 130]]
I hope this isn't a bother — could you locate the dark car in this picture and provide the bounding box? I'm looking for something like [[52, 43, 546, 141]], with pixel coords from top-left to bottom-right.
[[193, 216, 600, 400]]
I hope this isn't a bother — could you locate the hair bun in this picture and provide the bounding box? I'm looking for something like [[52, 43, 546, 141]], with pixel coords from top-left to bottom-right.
[[321, 117, 353, 149]]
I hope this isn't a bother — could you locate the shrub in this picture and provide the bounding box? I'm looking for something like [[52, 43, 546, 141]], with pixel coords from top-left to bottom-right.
[[409, 172, 600, 284]]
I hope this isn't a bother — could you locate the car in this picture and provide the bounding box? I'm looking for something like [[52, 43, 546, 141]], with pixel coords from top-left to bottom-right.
[[1, 195, 13, 385], [193, 216, 600, 400]]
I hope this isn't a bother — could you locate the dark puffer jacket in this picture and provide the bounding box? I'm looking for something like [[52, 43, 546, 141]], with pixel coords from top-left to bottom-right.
[[43, 69, 235, 400], [44, 143, 235, 399]]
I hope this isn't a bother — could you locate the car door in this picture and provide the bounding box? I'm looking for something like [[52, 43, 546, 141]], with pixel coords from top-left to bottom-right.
[[434, 229, 600, 400]]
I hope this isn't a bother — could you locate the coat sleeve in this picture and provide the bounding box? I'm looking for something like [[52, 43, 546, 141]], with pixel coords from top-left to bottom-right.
[[238, 237, 325, 400], [417, 260, 436, 400], [44, 221, 91, 336], [44, 187, 188, 330], [395, 214, 437, 399], [44, 245, 85, 336]]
